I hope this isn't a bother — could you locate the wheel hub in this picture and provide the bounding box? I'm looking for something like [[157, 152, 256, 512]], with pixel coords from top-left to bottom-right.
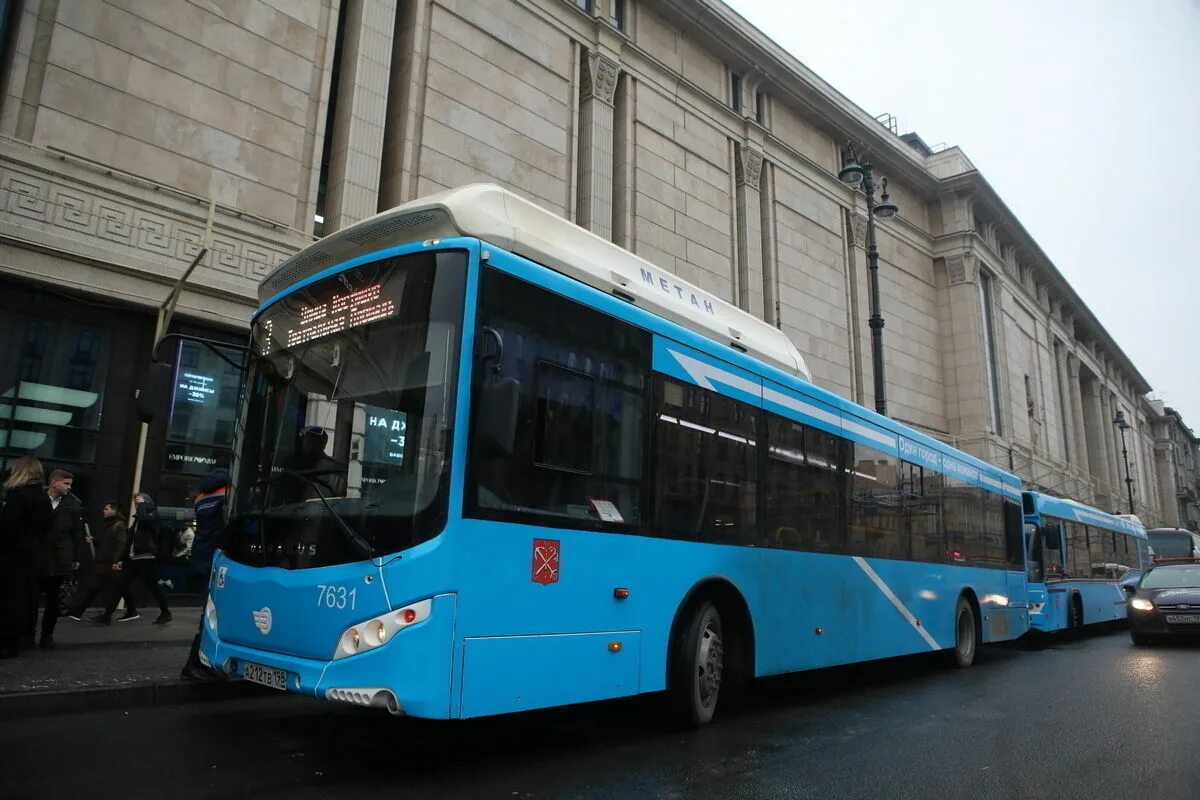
[[697, 623, 723, 706]]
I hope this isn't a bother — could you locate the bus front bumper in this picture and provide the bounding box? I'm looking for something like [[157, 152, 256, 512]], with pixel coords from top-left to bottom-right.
[[199, 593, 457, 719]]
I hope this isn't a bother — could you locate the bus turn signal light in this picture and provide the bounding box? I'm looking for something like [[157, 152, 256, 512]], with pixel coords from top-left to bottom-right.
[[402, 608, 417, 623], [608, 641, 622, 652], [613, 588, 630, 599]]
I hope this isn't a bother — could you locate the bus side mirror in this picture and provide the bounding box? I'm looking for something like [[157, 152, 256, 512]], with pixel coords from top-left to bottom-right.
[[135, 362, 175, 423], [477, 378, 519, 457]]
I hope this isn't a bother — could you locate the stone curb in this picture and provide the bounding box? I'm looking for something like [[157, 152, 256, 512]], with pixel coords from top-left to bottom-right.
[[0, 678, 268, 720]]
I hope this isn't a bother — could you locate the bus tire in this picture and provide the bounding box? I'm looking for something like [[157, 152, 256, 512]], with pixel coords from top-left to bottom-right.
[[1067, 594, 1083, 637], [672, 602, 724, 727], [946, 596, 977, 669]]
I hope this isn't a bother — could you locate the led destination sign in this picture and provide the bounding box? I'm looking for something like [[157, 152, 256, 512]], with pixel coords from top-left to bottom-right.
[[285, 283, 397, 348]]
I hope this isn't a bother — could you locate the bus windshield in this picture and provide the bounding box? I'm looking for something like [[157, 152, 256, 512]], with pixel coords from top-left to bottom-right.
[[1148, 530, 1195, 558], [224, 249, 468, 569]]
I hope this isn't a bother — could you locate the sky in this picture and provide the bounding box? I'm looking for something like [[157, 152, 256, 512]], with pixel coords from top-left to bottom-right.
[[724, 0, 1200, 428]]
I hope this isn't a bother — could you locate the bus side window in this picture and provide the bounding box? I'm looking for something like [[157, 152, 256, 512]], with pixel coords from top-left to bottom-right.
[[847, 443, 906, 560], [763, 414, 842, 554], [652, 375, 758, 546], [1003, 499, 1023, 570], [466, 267, 650, 530]]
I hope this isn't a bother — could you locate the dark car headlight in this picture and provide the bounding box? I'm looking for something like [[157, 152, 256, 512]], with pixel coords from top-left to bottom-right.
[[1129, 597, 1155, 612]]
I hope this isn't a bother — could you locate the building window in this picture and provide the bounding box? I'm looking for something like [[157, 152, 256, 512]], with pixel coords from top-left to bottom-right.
[[730, 71, 741, 113], [610, 0, 625, 29], [576, 0, 594, 13], [979, 271, 1002, 434], [755, 91, 766, 125]]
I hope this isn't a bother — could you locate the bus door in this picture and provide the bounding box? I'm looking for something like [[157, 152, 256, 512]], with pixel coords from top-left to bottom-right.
[[1024, 522, 1048, 623], [1038, 520, 1067, 629]]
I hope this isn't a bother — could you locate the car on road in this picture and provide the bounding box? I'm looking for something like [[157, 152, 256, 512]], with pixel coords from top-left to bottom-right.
[[1125, 560, 1200, 645], [1147, 528, 1200, 561]]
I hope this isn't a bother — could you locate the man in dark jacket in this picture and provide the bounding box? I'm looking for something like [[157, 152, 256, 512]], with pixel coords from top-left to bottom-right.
[[67, 502, 128, 619], [91, 493, 171, 626], [181, 468, 229, 681], [35, 469, 86, 648]]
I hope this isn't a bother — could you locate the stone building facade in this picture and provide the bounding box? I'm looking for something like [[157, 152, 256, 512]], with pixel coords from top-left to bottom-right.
[[0, 0, 1184, 529], [1151, 402, 1200, 531]]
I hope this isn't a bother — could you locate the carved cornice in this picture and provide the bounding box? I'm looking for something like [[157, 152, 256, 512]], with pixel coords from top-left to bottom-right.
[[0, 143, 306, 304], [850, 213, 867, 248], [946, 252, 977, 285], [735, 144, 763, 190], [581, 51, 620, 104]]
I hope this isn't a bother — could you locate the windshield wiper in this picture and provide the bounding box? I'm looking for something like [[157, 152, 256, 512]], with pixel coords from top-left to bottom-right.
[[255, 470, 374, 560]]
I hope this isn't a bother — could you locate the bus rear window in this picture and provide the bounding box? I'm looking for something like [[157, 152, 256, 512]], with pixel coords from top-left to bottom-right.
[[1149, 531, 1195, 558]]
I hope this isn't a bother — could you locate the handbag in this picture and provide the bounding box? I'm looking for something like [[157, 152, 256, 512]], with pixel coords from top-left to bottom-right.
[[58, 573, 80, 616]]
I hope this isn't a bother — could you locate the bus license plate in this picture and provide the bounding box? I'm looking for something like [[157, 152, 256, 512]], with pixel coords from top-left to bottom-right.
[[243, 662, 288, 691], [1165, 614, 1200, 625]]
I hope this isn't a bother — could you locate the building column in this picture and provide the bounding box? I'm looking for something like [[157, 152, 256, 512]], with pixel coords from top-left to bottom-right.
[[1053, 343, 1073, 465], [1067, 355, 1090, 480], [1099, 390, 1122, 501], [734, 143, 765, 317], [1080, 375, 1111, 495], [760, 160, 779, 327], [1154, 437, 1181, 526], [576, 51, 619, 241], [937, 251, 992, 462], [324, 0, 398, 232]]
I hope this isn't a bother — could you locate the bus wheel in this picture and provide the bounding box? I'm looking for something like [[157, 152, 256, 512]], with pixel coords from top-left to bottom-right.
[[946, 596, 977, 669], [674, 602, 724, 726]]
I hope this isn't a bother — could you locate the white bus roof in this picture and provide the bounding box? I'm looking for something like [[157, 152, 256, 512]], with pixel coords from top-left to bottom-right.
[[260, 184, 811, 382]]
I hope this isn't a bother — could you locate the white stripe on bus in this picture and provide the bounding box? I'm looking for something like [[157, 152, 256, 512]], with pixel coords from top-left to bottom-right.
[[667, 349, 896, 450], [852, 557, 941, 651]]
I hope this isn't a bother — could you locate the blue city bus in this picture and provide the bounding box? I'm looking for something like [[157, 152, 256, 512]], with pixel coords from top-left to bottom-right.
[[200, 185, 1030, 724], [1022, 491, 1148, 633]]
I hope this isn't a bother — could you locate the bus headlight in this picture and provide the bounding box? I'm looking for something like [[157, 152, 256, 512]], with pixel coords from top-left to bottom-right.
[[333, 599, 432, 660], [1130, 598, 1154, 612], [205, 595, 218, 634]]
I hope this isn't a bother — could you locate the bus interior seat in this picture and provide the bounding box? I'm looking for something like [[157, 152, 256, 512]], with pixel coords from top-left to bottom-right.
[[659, 478, 708, 538]]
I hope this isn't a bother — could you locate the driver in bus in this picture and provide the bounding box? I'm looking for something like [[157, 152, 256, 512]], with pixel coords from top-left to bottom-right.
[[283, 426, 347, 501]]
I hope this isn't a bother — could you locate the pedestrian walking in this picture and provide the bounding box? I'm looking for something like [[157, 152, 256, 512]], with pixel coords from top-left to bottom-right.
[[67, 501, 128, 619], [0, 456, 52, 658], [91, 493, 172, 626], [32, 469, 87, 648], [181, 467, 229, 681]]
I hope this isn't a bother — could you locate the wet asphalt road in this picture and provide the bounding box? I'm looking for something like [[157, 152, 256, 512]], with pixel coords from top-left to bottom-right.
[[2, 628, 1197, 800]]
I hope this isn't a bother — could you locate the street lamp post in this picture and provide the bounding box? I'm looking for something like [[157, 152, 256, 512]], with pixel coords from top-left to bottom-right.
[[1113, 410, 1135, 515], [839, 141, 898, 417]]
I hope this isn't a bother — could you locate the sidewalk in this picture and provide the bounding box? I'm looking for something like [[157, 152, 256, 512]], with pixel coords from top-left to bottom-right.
[[0, 606, 264, 718]]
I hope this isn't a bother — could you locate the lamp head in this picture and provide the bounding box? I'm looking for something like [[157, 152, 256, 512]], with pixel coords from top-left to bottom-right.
[[839, 140, 865, 187], [873, 177, 899, 219]]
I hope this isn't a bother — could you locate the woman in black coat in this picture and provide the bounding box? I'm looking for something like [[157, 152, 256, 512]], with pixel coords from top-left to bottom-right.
[[0, 456, 52, 657]]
